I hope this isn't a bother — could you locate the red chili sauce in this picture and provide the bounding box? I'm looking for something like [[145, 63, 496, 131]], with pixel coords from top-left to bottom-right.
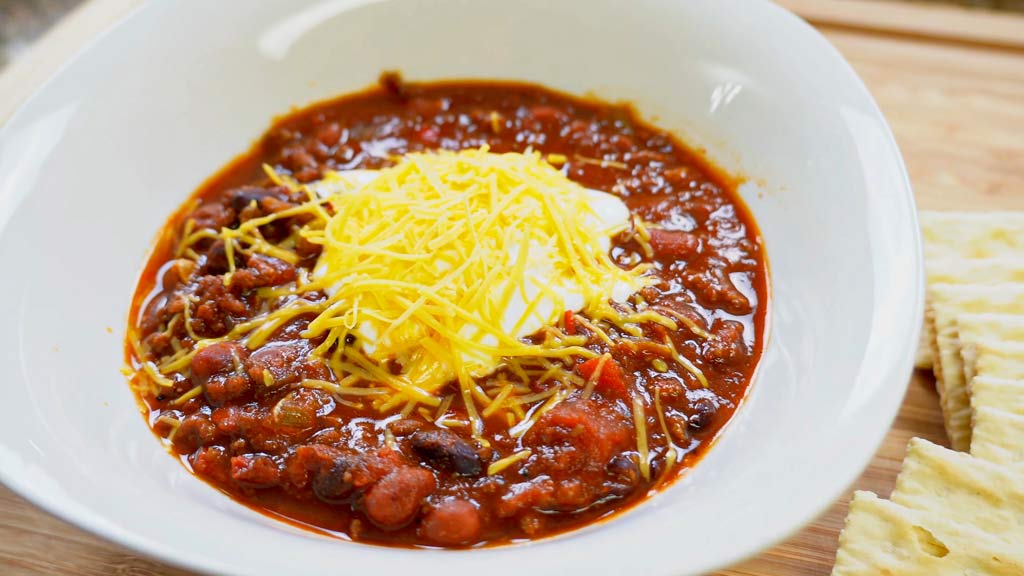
[[126, 75, 768, 548]]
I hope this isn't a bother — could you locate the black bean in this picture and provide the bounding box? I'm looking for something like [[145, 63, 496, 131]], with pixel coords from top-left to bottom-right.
[[689, 398, 718, 430], [199, 240, 230, 276], [409, 430, 482, 476], [312, 458, 354, 503], [229, 186, 278, 212], [605, 454, 640, 496]]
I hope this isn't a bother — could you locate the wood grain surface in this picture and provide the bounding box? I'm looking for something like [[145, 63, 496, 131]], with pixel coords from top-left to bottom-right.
[[1, 1, 1023, 574]]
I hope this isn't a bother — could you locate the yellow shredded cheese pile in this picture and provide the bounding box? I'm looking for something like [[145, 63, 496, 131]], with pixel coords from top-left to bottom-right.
[[299, 148, 654, 416]]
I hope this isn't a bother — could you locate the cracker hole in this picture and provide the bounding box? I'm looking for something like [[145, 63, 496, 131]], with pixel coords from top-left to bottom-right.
[[912, 525, 950, 558]]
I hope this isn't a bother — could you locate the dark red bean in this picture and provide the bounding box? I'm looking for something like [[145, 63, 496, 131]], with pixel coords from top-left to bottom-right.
[[419, 499, 482, 545], [231, 254, 296, 291], [161, 259, 196, 291], [189, 202, 236, 231], [205, 375, 252, 407], [363, 467, 436, 529], [191, 342, 251, 406], [245, 341, 311, 388], [191, 342, 247, 385], [173, 414, 217, 453]]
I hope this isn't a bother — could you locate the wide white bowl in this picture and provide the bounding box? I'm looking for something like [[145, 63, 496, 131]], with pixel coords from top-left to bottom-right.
[[0, 0, 920, 574]]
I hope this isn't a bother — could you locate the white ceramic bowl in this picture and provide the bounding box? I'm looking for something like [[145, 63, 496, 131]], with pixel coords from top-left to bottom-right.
[[0, 0, 920, 574]]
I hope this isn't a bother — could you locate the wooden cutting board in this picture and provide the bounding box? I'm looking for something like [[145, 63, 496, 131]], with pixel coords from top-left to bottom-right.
[[1, 1, 1023, 574]]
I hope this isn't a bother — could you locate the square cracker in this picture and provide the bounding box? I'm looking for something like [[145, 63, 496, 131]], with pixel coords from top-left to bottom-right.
[[928, 284, 1024, 451], [958, 315, 1024, 383], [919, 210, 1024, 369], [971, 406, 1024, 464], [891, 437, 1024, 544], [919, 261, 1024, 369], [970, 342, 1024, 383], [920, 211, 1024, 261], [971, 376, 1024, 417], [832, 491, 1024, 575]]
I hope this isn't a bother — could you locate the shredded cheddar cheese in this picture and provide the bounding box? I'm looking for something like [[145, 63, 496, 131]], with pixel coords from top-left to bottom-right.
[[299, 149, 652, 413], [172, 385, 203, 405], [488, 449, 532, 475], [654, 388, 679, 474], [632, 395, 651, 481]]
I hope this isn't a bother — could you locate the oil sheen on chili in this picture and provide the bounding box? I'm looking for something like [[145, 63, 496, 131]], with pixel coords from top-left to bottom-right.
[[126, 75, 768, 548]]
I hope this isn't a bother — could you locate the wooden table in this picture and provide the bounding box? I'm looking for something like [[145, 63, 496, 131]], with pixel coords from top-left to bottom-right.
[[2, 1, 1022, 574]]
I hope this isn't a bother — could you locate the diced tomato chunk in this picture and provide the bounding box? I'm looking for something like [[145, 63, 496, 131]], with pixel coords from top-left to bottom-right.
[[230, 453, 281, 488], [576, 356, 630, 399], [563, 310, 576, 335]]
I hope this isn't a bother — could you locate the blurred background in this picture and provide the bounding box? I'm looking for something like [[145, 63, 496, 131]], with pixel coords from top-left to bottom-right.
[[2, 0, 82, 69], [923, 0, 1024, 6], [2, 0, 1024, 71]]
